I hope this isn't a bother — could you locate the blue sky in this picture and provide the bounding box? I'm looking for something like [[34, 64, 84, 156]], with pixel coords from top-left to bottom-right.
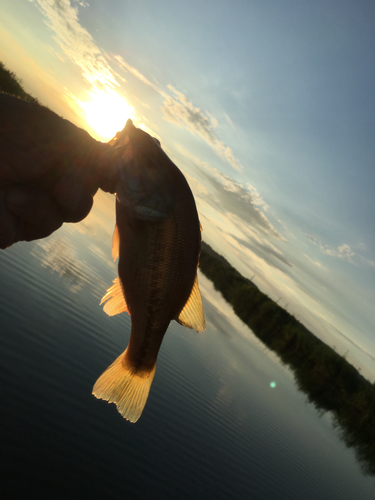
[[1, 0, 374, 379]]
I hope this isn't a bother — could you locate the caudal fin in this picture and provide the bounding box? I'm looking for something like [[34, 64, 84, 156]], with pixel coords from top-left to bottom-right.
[[92, 350, 156, 422]]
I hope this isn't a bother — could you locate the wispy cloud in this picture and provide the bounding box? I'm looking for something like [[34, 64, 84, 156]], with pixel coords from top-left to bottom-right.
[[33, 1, 243, 170], [32, 0, 137, 138], [112, 54, 162, 93], [43, 43, 66, 62], [34, 0, 119, 88], [112, 56, 243, 171], [303, 253, 326, 269], [162, 86, 243, 171], [162, 86, 217, 143], [178, 146, 280, 238], [306, 235, 375, 267], [322, 243, 356, 261], [224, 113, 235, 128], [231, 234, 292, 271]]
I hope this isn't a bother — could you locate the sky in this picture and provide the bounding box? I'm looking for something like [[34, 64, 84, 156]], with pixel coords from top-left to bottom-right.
[[1, 0, 374, 380]]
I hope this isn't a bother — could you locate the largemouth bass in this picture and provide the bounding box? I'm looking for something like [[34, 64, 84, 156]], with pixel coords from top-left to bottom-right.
[[93, 120, 205, 422]]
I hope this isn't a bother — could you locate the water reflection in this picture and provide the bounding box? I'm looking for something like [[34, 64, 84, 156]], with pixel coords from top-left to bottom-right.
[[0, 192, 374, 498], [32, 237, 89, 293], [199, 244, 375, 479]]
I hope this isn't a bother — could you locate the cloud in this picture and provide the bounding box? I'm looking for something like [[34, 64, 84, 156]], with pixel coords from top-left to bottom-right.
[[306, 234, 317, 244], [207, 173, 277, 234], [34, 0, 119, 88], [246, 183, 269, 210], [43, 43, 66, 62], [162, 86, 217, 143], [306, 235, 375, 267], [34, 1, 242, 171], [183, 151, 280, 237], [224, 113, 235, 128], [322, 243, 355, 261], [303, 253, 326, 269], [231, 234, 293, 271], [112, 54, 162, 93], [162, 86, 243, 171]]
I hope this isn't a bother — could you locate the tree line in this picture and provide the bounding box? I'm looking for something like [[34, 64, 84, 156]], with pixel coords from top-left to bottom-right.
[[199, 241, 375, 476], [0, 61, 38, 103]]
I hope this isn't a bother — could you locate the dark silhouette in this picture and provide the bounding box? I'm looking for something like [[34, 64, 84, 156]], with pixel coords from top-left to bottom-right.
[[0, 62, 38, 103], [0, 62, 110, 249]]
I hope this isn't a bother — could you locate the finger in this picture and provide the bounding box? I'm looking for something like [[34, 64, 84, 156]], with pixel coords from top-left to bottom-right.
[[5, 185, 64, 242], [0, 94, 110, 186], [0, 188, 18, 249], [53, 172, 95, 223]]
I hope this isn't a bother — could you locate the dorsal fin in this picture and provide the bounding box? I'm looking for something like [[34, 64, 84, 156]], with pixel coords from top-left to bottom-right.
[[175, 274, 206, 332], [100, 277, 129, 316], [112, 224, 120, 261]]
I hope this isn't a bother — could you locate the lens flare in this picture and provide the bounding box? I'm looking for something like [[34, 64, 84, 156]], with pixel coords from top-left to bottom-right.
[[74, 87, 135, 141]]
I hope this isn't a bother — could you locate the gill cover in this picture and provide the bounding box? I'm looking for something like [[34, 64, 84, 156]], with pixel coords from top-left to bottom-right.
[[111, 120, 175, 221]]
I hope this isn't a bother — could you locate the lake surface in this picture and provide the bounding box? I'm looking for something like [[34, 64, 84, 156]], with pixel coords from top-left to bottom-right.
[[0, 191, 373, 499]]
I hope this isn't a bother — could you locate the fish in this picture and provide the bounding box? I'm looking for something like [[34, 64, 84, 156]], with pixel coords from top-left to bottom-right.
[[92, 119, 205, 422]]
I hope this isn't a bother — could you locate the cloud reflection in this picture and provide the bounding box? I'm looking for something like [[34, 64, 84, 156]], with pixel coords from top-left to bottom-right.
[[33, 236, 89, 293], [30, 191, 117, 298]]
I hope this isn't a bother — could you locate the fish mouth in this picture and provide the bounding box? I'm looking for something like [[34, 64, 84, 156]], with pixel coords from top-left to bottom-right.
[[99, 119, 175, 218]]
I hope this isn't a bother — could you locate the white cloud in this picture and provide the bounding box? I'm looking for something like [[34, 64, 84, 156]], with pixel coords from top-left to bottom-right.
[[162, 86, 242, 171], [224, 113, 235, 127], [306, 235, 375, 267], [113, 55, 244, 172], [177, 146, 280, 239], [34, 0, 119, 88], [112, 54, 162, 93], [322, 243, 355, 260], [246, 183, 269, 209], [34, 0, 243, 171], [303, 253, 326, 269], [43, 43, 66, 62]]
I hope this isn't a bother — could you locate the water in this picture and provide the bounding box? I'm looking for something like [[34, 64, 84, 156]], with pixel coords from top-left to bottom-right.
[[0, 191, 373, 499]]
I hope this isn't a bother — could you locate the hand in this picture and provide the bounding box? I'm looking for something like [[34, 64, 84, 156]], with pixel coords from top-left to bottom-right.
[[0, 93, 110, 249]]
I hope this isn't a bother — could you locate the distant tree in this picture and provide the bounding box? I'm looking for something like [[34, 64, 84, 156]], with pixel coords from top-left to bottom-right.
[[0, 61, 38, 103], [199, 242, 375, 477]]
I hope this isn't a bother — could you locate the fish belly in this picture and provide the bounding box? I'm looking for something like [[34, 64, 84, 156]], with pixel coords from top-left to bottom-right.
[[116, 197, 200, 372]]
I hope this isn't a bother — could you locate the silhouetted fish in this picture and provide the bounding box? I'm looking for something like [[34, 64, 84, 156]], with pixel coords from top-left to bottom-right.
[[93, 120, 205, 422]]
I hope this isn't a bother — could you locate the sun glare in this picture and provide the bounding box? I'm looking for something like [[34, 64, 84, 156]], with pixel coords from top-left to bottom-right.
[[77, 87, 135, 141]]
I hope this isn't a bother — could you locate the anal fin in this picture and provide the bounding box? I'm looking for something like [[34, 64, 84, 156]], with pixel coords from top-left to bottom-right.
[[112, 224, 120, 261], [100, 277, 128, 316], [175, 274, 206, 332]]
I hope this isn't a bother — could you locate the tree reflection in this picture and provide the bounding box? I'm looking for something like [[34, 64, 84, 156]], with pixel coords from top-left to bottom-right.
[[199, 241, 375, 477]]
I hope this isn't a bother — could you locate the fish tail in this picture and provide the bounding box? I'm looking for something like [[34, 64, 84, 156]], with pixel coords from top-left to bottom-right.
[[92, 350, 156, 423]]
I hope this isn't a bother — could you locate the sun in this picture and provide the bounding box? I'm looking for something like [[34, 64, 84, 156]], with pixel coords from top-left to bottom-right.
[[77, 87, 135, 141]]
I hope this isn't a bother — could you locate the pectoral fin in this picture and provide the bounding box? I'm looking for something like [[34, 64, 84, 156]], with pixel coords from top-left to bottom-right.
[[100, 277, 129, 316], [176, 274, 206, 332], [112, 224, 120, 261]]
